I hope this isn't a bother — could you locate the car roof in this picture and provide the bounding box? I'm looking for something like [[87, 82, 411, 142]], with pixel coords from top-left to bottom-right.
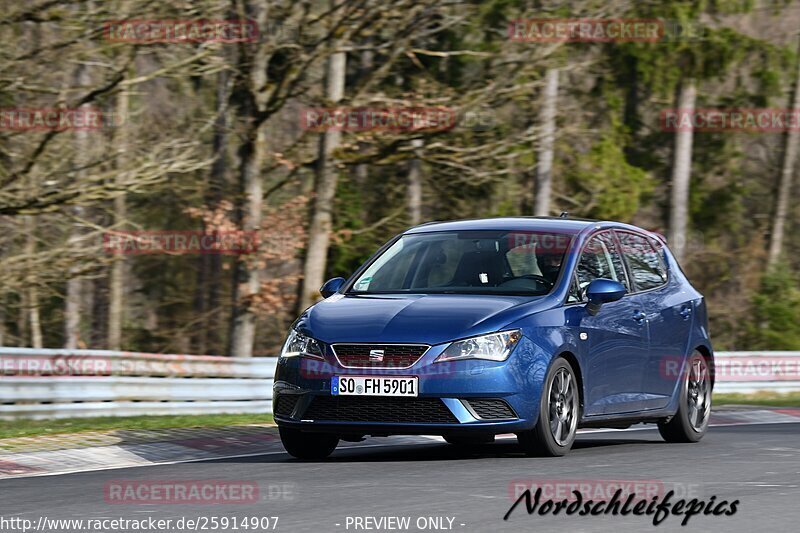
[[405, 216, 612, 235]]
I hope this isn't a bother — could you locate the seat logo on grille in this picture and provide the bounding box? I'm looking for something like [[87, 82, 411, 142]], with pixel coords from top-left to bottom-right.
[[368, 349, 385, 362]]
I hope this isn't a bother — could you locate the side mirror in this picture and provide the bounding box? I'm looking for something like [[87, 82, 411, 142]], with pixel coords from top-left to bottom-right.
[[585, 278, 626, 316], [319, 277, 346, 299]]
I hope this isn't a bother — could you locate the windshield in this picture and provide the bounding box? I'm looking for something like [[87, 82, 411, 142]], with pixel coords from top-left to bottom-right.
[[349, 230, 573, 296]]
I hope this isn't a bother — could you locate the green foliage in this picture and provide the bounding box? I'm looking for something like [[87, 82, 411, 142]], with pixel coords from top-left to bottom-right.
[[563, 127, 652, 221], [611, 1, 768, 97], [744, 264, 800, 350], [329, 171, 407, 277]]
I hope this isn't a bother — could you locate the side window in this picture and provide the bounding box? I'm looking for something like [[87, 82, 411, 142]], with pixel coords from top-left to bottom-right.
[[596, 232, 629, 290], [617, 231, 667, 291], [575, 232, 627, 298]]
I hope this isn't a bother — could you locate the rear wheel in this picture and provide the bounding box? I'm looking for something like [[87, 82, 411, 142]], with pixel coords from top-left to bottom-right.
[[658, 351, 711, 443], [517, 357, 579, 457], [279, 427, 339, 460]]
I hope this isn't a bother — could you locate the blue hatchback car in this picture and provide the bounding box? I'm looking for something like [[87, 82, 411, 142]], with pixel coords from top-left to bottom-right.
[[274, 217, 713, 459]]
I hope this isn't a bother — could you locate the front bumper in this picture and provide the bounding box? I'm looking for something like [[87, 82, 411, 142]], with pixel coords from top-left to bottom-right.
[[272, 336, 550, 436]]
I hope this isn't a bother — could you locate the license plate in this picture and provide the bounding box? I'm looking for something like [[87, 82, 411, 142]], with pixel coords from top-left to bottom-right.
[[332, 376, 418, 397]]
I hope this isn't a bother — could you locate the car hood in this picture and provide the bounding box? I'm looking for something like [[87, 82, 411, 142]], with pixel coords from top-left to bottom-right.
[[296, 293, 550, 345]]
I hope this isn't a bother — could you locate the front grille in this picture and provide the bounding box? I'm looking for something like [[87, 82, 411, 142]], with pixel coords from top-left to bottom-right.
[[274, 394, 300, 417], [332, 344, 428, 368], [304, 396, 458, 424], [464, 399, 518, 420]]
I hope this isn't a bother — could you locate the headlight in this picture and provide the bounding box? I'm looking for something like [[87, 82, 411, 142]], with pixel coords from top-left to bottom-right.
[[280, 329, 324, 360], [436, 330, 522, 362]]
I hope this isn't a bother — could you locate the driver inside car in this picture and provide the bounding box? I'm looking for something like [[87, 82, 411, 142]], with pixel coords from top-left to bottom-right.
[[537, 252, 564, 286]]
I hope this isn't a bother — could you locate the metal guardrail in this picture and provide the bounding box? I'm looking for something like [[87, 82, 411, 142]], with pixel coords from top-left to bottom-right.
[[0, 348, 277, 420], [713, 351, 800, 394], [0, 348, 796, 419]]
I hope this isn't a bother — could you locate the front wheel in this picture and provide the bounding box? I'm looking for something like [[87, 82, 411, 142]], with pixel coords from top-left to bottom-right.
[[517, 357, 579, 457], [658, 351, 711, 443], [279, 427, 339, 460]]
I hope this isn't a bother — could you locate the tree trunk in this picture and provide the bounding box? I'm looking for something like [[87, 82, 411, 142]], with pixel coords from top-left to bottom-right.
[[228, 127, 265, 357], [205, 72, 228, 355], [83, 272, 96, 345], [669, 79, 697, 263], [193, 70, 228, 355], [64, 217, 83, 349], [64, 64, 91, 349], [354, 42, 373, 186], [108, 80, 129, 350], [407, 139, 424, 225], [17, 288, 28, 346], [534, 68, 559, 216], [228, 3, 270, 358], [623, 55, 640, 161], [768, 38, 800, 267], [299, 48, 347, 310], [25, 216, 43, 348], [91, 271, 108, 348], [193, 249, 209, 354]]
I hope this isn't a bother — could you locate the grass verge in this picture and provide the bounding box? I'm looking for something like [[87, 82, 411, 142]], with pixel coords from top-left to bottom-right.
[[0, 413, 274, 440], [713, 391, 800, 408]]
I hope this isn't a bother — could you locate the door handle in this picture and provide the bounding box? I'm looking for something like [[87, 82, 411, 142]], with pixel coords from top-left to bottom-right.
[[680, 306, 692, 320], [633, 311, 646, 323]]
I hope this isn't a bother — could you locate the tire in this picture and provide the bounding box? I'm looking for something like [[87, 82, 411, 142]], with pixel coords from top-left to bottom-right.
[[444, 435, 495, 447], [658, 351, 711, 443], [279, 426, 339, 460], [517, 357, 579, 457]]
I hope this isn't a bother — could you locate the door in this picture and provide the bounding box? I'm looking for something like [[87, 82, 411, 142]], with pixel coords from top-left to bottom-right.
[[616, 231, 693, 410], [574, 232, 649, 416]]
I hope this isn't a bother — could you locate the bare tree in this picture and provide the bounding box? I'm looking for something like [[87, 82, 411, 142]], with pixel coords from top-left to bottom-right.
[[24, 216, 43, 348], [299, 47, 347, 310], [194, 68, 230, 355], [228, 1, 271, 357], [108, 79, 130, 350], [64, 63, 92, 349], [768, 37, 800, 267], [407, 139, 424, 225], [669, 79, 696, 263], [534, 68, 559, 216], [354, 41, 374, 186]]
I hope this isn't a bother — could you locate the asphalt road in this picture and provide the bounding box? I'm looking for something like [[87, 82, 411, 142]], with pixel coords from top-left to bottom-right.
[[1, 423, 798, 533]]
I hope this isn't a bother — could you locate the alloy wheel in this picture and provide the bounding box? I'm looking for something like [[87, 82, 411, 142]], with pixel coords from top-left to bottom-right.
[[687, 358, 711, 432], [548, 367, 578, 446]]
